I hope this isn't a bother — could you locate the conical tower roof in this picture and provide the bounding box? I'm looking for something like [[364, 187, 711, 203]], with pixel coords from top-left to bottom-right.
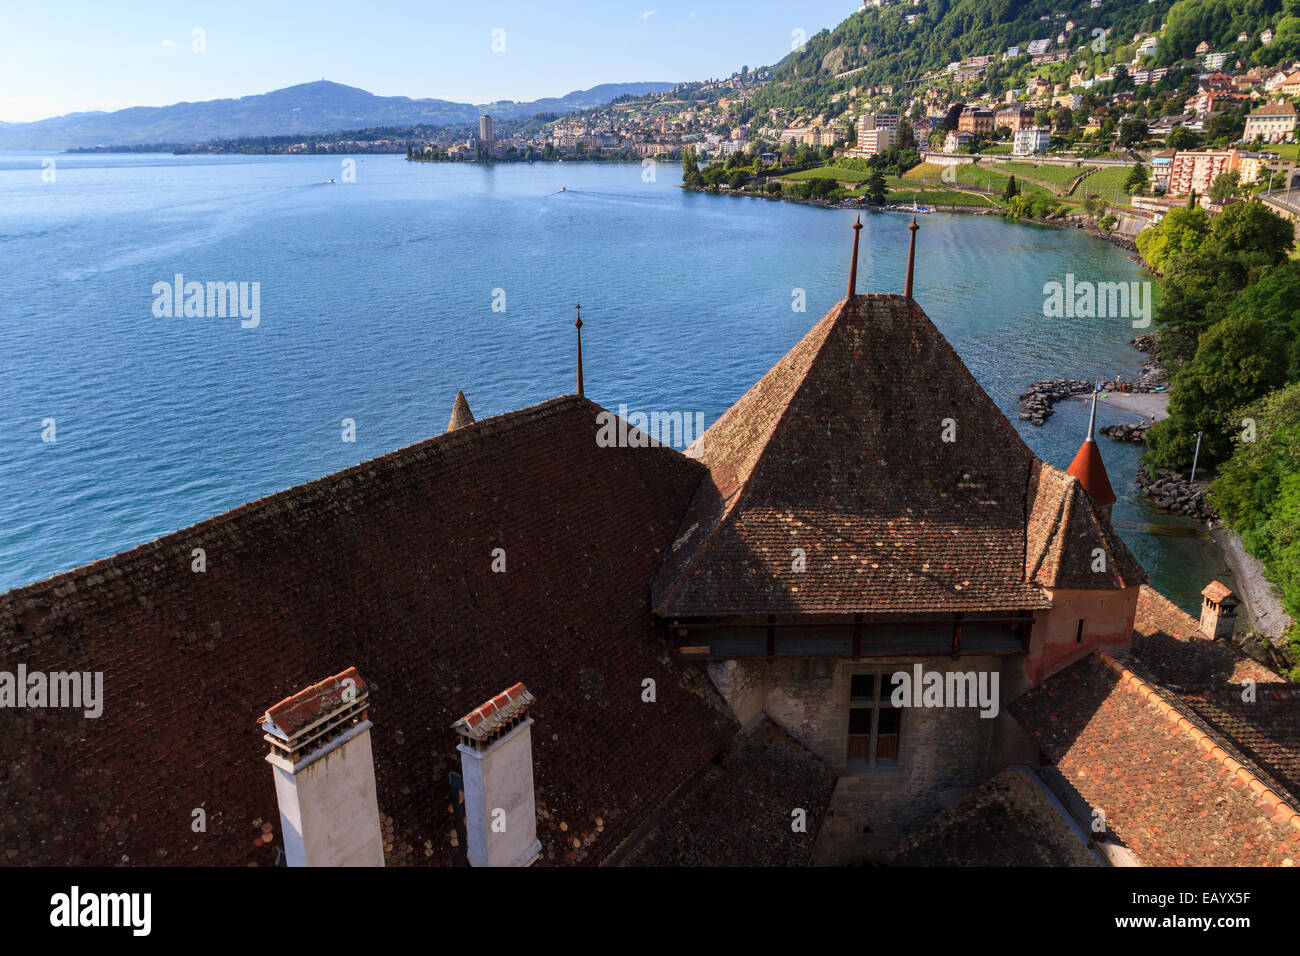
[[1066, 392, 1116, 509], [652, 292, 1049, 617], [447, 390, 475, 432]]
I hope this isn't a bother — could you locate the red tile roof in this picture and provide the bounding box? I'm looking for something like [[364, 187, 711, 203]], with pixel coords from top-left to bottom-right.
[[1012, 622, 1300, 865], [262, 667, 366, 739], [1065, 439, 1116, 509], [887, 767, 1098, 866], [1202, 580, 1236, 604], [1025, 461, 1146, 590], [617, 718, 836, 866], [653, 295, 1053, 617], [452, 683, 534, 740], [0, 395, 736, 866]]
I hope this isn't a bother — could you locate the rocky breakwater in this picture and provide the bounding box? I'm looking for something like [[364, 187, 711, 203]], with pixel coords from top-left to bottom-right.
[[1136, 468, 1217, 520], [1099, 422, 1148, 443], [1018, 378, 1157, 426], [1018, 380, 1095, 425]]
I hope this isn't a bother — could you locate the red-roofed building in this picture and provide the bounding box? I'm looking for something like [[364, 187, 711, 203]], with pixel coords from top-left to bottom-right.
[[1, 222, 1285, 868]]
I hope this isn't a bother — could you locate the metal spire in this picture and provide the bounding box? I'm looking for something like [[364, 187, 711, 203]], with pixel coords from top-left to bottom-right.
[[904, 216, 919, 299], [847, 216, 863, 298], [574, 304, 584, 398], [1086, 387, 1099, 442]]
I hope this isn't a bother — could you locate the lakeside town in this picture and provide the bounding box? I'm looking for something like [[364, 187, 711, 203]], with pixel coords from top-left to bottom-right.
[[399, 11, 1300, 234]]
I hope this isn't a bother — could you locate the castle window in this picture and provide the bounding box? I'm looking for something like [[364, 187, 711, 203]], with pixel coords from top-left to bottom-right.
[[847, 672, 902, 767], [1076, 619, 1085, 643]]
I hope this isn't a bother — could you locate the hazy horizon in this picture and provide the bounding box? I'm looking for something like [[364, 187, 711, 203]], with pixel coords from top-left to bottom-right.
[[1, 0, 854, 124]]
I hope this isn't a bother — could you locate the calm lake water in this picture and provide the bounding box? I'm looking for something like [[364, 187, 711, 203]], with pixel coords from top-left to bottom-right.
[[0, 151, 1232, 609]]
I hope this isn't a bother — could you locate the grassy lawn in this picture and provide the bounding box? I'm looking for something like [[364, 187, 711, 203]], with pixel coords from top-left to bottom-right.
[[1075, 165, 1134, 205], [884, 187, 998, 207], [903, 162, 1056, 200], [1268, 143, 1299, 160], [784, 165, 871, 183], [985, 161, 1090, 194]]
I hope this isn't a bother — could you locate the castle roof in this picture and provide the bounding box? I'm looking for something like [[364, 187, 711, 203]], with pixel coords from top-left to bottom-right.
[[653, 293, 1061, 618], [0, 395, 740, 866], [1012, 589, 1299, 866]]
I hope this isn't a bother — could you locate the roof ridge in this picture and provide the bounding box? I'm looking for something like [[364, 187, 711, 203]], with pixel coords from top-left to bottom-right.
[[1098, 650, 1300, 834], [1, 394, 591, 605], [1026, 464, 1071, 583], [653, 300, 847, 614]]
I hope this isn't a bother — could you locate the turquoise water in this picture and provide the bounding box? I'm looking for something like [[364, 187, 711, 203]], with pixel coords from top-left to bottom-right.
[[0, 152, 1231, 609]]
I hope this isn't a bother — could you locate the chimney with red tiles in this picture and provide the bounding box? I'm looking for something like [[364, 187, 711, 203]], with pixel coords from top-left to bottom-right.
[[260, 667, 385, 867], [451, 683, 542, 867]]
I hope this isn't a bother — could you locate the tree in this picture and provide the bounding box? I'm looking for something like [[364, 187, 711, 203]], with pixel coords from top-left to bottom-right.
[[1118, 118, 1150, 147], [1166, 125, 1200, 150], [865, 168, 887, 205], [1223, 260, 1300, 381], [682, 145, 699, 179], [1146, 314, 1290, 468], [1125, 162, 1150, 195], [1003, 174, 1019, 199], [1208, 170, 1241, 202], [1209, 382, 1300, 651], [1136, 205, 1212, 274]]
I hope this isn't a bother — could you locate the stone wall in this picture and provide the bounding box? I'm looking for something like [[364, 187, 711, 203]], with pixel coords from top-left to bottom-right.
[[712, 653, 1010, 864]]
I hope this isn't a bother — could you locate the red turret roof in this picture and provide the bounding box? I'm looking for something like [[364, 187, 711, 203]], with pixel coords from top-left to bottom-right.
[[1066, 439, 1116, 508], [1066, 393, 1116, 509]]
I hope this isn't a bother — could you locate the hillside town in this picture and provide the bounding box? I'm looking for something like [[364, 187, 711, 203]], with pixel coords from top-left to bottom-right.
[[407, 9, 1300, 232]]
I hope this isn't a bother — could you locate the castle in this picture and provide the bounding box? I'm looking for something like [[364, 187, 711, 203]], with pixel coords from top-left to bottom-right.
[[1, 220, 1296, 867]]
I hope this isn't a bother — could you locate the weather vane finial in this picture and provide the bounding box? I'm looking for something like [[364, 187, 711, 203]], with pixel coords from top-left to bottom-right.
[[574, 304, 584, 398], [905, 216, 920, 300], [847, 216, 863, 298]]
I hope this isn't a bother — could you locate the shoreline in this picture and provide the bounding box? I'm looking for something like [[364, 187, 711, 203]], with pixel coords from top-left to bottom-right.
[[1069, 389, 1169, 420], [1210, 528, 1296, 651]]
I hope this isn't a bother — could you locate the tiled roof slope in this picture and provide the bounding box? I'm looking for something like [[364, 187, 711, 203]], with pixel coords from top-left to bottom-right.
[[653, 294, 1050, 617], [1012, 650, 1300, 866], [618, 717, 836, 866], [1178, 686, 1300, 807], [0, 395, 738, 866], [1025, 461, 1146, 590], [887, 767, 1098, 867], [1129, 585, 1278, 687]]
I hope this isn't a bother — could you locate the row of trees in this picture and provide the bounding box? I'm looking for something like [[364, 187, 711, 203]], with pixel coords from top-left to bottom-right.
[[1135, 197, 1300, 657]]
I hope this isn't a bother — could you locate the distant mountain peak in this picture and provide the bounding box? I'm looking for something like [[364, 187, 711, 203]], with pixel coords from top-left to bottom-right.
[[0, 80, 677, 150]]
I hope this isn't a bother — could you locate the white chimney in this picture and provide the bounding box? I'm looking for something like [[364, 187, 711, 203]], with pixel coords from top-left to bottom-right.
[[451, 683, 541, 867], [260, 667, 385, 867]]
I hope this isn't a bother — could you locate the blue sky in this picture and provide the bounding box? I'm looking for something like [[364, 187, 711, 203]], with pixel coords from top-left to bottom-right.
[[1, 1, 855, 122]]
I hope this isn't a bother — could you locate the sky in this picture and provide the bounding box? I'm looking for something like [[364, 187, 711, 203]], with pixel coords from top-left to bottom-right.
[[1, 1, 857, 123]]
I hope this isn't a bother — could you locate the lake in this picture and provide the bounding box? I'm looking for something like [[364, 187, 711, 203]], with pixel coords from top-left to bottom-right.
[[0, 151, 1231, 609]]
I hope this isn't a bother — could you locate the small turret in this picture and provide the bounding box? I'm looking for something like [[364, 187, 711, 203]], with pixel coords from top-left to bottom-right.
[[447, 391, 474, 432], [1067, 390, 1116, 519]]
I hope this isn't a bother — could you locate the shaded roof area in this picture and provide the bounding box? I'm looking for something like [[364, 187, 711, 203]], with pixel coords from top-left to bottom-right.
[[886, 767, 1098, 867], [653, 294, 1051, 618], [1025, 461, 1147, 590], [1177, 686, 1300, 807], [1011, 639, 1300, 865], [0, 395, 738, 866], [617, 717, 836, 866], [1129, 585, 1278, 687]]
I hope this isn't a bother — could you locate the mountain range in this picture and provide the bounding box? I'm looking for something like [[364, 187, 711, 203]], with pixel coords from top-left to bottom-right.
[[0, 80, 677, 150]]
